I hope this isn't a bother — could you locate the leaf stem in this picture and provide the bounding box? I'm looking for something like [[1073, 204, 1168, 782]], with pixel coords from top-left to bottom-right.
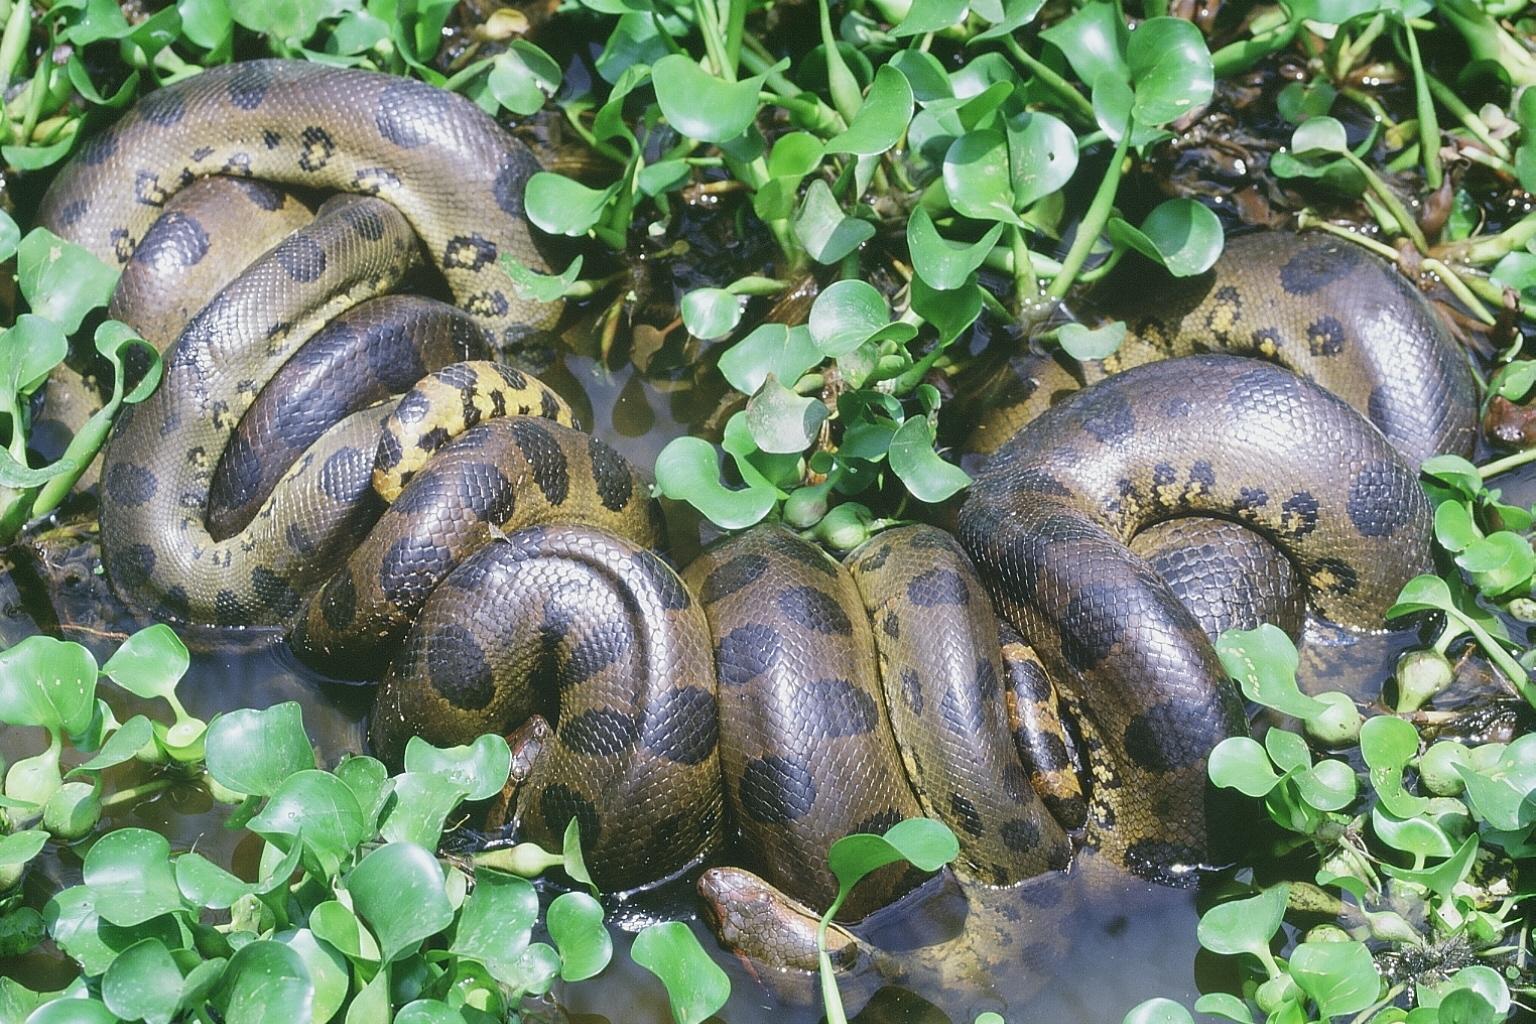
[[1001, 36, 1095, 126], [1047, 129, 1131, 300], [1478, 446, 1536, 481], [100, 777, 176, 811]]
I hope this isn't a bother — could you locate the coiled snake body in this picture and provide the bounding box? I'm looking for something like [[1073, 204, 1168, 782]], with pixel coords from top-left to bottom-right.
[[39, 60, 1464, 977]]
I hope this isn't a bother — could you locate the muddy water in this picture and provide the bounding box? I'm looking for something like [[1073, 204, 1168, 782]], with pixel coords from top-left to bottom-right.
[[0, 329, 1446, 1023]]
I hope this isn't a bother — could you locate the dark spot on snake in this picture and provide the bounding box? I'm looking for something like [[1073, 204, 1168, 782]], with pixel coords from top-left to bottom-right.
[[776, 585, 853, 635], [1306, 315, 1346, 357], [561, 709, 641, 756], [882, 610, 900, 639], [906, 568, 969, 606], [852, 809, 904, 837], [212, 434, 264, 514], [1043, 793, 1087, 828], [1280, 490, 1320, 538], [342, 203, 387, 241], [458, 462, 517, 523], [940, 686, 984, 734], [298, 126, 335, 172], [375, 429, 403, 472], [493, 156, 528, 217], [111, 543, 157, 591], [539, 390, 562, 421], [106, 463, 158, 507], [777, 537, 839, 576], [496, 365, 529, 390], [261, 128, 281, 149], [631, 550, 691, 610], [857, 544, 891, 573], [353, 166, 401, 195], [1348, 459, 1411, 537], [1123, 840, 1206, 885], [974, 657, 999, 700], [738, 755, 817, 824], [1074, 387, 1135, 443], [1234, 486, 1269, 513], [564, 617, 633, 685], [417, 626, 494, 712], [507, 420, 569, 504], [375, 78, 459, 149], [1153, 463, 1177, 488], [437, 363, 478, 391], [225, 63, 273, 108], [908, 530, 953, 551], [900, 669, 924, 714], [55, 198, 89, 227], [1366, 384, 1400, 442], [806, 679, 879, 737], [215, 590, 248, 626], [465, 291, 510, 317], [319, 573, 357, 631], [1279, 243, 1341, 295], [444, 234, 498, 271], [539, 783, 601, 848], [645, 686, 717, 764], [79, 127, 118, 165], [1001, 763, 1031, 802], [380, 534, 458, 611], [1026, 730, 1072, 773], [1013, 467, 1073, 497], [134, 169, 169, 207], [1123, 698, 1213, 771], [221, 152, 253, 177], [700, 553, 769, 604], [1006, 653, 1053, 703], [1000, 818, 1041, 853], [319, 446, 371, 502], [1190, 461, 1216, 491], [159, 586, 190, 622], [275, 234, 327, 282], [949, 793, 985, 836], [1251, 326, 1282, 354], [390, 467, 456, 521], [251, 567, 301, 619], [717, 623, 781, 686], [1312, 556, 1359, 596], [589, 437, 634, 512], [139, 88, 186, 126], [417, 426, 450, 452], [285, 522, 314, 555], [394, 389, 431, 425], [1059, 582, 1126, 673], [110, 228, 135, 263], [133, 210, 209, 269]]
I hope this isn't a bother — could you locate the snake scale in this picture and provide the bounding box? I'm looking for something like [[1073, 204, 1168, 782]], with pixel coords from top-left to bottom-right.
[[37, 60, 1468, 972]]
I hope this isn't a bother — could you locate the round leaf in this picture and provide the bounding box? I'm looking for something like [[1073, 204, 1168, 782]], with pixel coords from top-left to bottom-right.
[[452, 869, 538, 985], [1007, 111, 1078, 210], [205, 703, 315, 798], [1137, 199, 1224, 276], [943, 130, 1026, 226], [403, 734, 512, 802], [828, 65, 915, 156], [888, 417, 970, 503], [82, 828, 186, 927], [250, 770, 366, 877], [101, 624, 188, 702], [718, 324, 822, 396], [652, 54, 764, 143], [547, 891, 611, 981], [1289, 940, 1381, 1018], [1127, 18, 1214, 127], [1121, 999, 1196, 1024], [906, 208, 1003, 291], [631, 921, 730, 1024], [524, 173, 619, 237], [348, 843, 454, 962], [808, 280, 893, 357], [681, 288, 744, 341], [212, 940, 314, 1024], [794, 180, 875, 264], [0, 635, 98, 735], [745, 377, 829, 454], [653, 437, 776, 531], [103, 939, 182, 1024], [1196, 884, 1288, 958], [1207, 737, 1282, 797]]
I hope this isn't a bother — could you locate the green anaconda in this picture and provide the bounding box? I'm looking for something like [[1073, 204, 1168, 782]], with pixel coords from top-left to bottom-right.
[[37, 59, 1456, 978]]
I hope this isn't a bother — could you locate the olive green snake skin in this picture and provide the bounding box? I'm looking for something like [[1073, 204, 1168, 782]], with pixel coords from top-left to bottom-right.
[[36, 60, 1469, 989]]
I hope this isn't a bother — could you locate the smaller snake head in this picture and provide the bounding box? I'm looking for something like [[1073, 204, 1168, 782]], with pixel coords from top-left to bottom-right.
[[697, 866, 861, 980]]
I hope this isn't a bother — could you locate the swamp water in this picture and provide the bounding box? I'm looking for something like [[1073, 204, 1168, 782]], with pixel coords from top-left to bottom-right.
[[0, 337, 1453, 1023]]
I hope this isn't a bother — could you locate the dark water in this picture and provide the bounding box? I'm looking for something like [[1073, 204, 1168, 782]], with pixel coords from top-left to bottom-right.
[[0, 328, 1451, 1024]]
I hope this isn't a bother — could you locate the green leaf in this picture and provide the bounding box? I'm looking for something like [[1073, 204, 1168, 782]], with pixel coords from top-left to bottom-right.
[[211, 940, 314, 1024], [1208, 737, 1283, 796], [1215, 625, 1326, 719], [1126, 18, 1214, 127], [1360, 714, 1429, 818], [1007, 111, 1078, 209], [379, 771, 470, 849], [250, 770, 367, 878], [524, 173, 620, 237], [827, 817, 958, 894], [484, 41, 561, 116], [653, 437, 776, 530], [631, 921, 731, 1024], [1387, 573, 1455, 618], [828, 66, 914, 156], [888, 417, 970, 503], [502, 254, 584, 304], [1121, 999, 1196, 1024], [175, 852, 259, 910], [906, 208, 1003, 291], [910, 275, 982, 346], [73, 713, 150, 773], [101, 624, 188, 702], [1133, 199, 1224, 276], [0, 211, 18, 262], [349, 843, 455, 962], [275, 928, 348, 1024], [1193, 993, 1255, 1024], [403, 734, 512, 802], [82, 828, 187, 927], [808, 280, 897, 357], [893, 0, 970, 35], [719, 324, 822, 396], [394, 1002, 467, 1024], [103, 938, 182, 1024], [1288, 940, 1381, 1018], [943, 130, 1026, 226], [652, 54, 765, 143], [205, 703, 315, 798], [0, 831, 48, 871], [23, 999, 119, 1023], [1294, 759, 1357, 811], [547, 891, 611, 981], [310, 899, 380, 963], [1291, 115, 1349, 155], [1196, 884, 1288, 959], [0, 635, 98, 735], [1058, 321, 1126, 361], [1457, 531, 1536, 596], [794, 180, 876, 264], [1040, 2, 1129, 88], [452, 869, 538, 986], [745, 377, 828, 454], [681, 288, 745, 341], [17, 228, 119, 334], [1371, 805, 1453, 858]]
